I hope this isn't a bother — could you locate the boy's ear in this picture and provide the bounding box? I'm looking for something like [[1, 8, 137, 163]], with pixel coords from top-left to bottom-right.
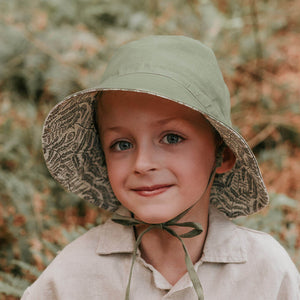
[[216, 146, 236, 174]]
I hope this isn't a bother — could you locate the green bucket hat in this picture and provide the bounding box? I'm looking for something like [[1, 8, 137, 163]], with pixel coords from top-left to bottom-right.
[[42, 35, 269, 218]]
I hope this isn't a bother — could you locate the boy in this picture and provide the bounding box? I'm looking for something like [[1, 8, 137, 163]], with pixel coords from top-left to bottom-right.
[[22, 36, 299, 299]]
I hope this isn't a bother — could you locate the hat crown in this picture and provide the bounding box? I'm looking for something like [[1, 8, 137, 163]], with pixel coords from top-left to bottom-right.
[[101, 36, 231, 126]]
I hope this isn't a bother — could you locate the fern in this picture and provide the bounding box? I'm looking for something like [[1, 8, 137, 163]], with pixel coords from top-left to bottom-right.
[[11, 260, 41, 278], [0, 271, 31, 297]]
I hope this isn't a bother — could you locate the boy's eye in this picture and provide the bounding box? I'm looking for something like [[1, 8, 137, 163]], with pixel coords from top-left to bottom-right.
[[111, 141, 133, 151], [162, 134, 183, 144]]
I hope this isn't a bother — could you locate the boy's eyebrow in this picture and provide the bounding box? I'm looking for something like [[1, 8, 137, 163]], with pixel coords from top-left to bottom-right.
[[101, 126, 124, 135], [156, 117, 200, 129], [101, 117, 193, 135], [104, 117, 185, 131], [156, 117, 184, 126]]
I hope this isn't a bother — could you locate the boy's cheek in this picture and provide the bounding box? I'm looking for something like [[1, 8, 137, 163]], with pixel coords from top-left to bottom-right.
[[106, 163, 127, 189]]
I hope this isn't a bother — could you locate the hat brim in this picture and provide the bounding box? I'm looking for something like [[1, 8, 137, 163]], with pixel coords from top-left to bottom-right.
[[42, 77, 269, 217]]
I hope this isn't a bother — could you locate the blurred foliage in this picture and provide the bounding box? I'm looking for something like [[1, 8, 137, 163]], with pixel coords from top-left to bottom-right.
[[0, 0, 299, 298]]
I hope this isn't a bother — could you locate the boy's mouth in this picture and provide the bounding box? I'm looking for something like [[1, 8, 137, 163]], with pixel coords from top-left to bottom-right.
[[131, 184, 173, 196]]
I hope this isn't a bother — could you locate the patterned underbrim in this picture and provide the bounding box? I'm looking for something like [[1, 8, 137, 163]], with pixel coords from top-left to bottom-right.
[[42, 88, 269, 218]]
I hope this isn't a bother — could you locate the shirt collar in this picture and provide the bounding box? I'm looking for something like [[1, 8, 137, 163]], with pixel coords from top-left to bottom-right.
[[96, 205, 247, 264], [202, 205, 247, 263], [96, 206, 136, 255]]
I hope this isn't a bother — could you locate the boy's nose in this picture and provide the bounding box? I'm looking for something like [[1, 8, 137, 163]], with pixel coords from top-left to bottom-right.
[[133, 144, 159, 174]]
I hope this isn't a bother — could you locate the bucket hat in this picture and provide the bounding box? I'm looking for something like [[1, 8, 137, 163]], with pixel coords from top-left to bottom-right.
[[42, 35, 269, 218]]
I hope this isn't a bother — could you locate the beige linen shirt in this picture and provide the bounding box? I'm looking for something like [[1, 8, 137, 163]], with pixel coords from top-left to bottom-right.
[[22, 206, 300, 300]]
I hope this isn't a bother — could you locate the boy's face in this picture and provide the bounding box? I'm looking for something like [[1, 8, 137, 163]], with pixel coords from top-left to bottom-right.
[[98, 91, 217, 224]]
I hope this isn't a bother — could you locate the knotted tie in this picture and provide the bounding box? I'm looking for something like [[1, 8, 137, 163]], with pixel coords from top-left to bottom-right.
[[112, 207, 204, 300]]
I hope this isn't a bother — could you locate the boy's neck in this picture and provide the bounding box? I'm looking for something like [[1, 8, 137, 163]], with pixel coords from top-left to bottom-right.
[[134, 204, 210, 286]]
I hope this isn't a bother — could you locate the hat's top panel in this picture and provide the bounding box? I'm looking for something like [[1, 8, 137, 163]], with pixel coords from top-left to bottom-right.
[[100, 36, 231, 126]]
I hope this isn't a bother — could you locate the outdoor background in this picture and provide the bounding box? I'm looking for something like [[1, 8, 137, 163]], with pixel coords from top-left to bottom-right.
[[0, 0, 299, 298]]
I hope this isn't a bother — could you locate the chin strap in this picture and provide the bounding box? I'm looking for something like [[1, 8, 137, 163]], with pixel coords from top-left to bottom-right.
[[112, 144, 225, 300], [112, 207, 204, 300]]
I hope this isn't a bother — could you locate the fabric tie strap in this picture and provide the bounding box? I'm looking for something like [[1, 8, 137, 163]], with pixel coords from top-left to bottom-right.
[[112, 207, 204, 300]]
